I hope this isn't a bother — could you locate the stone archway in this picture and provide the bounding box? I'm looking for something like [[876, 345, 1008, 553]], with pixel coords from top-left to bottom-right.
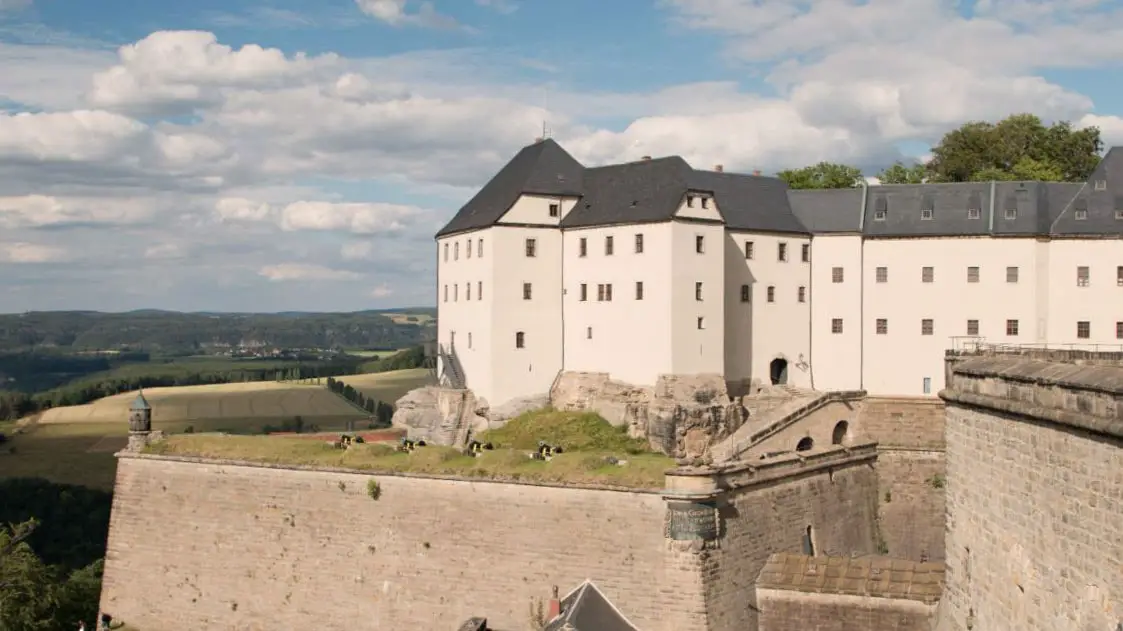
[[796, 436, 814, 452], [832, 420, 849, 445], [769, 358, 789, 385]]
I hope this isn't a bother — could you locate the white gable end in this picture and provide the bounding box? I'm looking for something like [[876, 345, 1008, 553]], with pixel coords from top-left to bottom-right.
[[675, 192, 722, 221]]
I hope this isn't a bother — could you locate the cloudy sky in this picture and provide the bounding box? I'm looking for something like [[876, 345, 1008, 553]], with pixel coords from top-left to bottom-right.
[[3, 0, 1123, 313]]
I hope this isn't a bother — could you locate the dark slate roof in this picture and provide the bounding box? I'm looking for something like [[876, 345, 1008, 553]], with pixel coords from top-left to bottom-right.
[[788, 189, 864, 233], [436, 139, 584, 237], [130, 391, 151, 411], [543, 581, 639, 631], [436, 140, 1123, 238]]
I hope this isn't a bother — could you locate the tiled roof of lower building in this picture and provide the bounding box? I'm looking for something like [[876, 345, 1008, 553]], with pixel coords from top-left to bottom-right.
[[756, 553, 944, 604], [543, 580, 640, 631]]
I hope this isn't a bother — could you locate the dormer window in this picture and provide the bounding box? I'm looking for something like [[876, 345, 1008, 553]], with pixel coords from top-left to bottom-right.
[[1076, 209, 1088, 220], [548, 203, 560, 218], [920, 209, 933, 220], [687, 195, 695, 207], [874, 197, 888, 221], [967, 193, 981, 219], [1005, 208, 1017, 220], [1095, 179, 1107, 191], [1075, 199, 1089, 221], [701, 197, 709, 209], [920, 194, 934, 220], [967, 208, 981, 219]]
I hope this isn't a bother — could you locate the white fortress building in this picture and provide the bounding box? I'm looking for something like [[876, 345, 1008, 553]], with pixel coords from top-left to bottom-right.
[[434, 139, 1123, 408]]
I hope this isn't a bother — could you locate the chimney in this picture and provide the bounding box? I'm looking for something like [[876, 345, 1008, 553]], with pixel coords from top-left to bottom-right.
[[534, 137, 544, 143], [547, 585, 561, 620], [641, 155, 652, 161], [715, 164, 724, 172], [752, 169, 761, 176]]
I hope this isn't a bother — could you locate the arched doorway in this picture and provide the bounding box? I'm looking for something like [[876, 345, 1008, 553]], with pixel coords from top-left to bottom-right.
[[832, 421, 849, 445], [769, 358, 788, 385], [796, 436, 813, 452]]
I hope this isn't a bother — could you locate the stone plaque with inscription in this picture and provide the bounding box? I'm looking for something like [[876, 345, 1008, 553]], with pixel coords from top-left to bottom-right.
[[664, 500, 720, 541]]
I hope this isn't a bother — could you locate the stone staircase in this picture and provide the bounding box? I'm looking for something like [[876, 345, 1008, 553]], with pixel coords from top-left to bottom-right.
[[711, 389, 825, 462]]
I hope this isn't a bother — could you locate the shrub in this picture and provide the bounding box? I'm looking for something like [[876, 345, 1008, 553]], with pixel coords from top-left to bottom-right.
[[366, 479, 381, 500]]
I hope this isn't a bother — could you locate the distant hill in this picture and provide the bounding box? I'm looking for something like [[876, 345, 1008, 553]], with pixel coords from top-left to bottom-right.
[[0, 310, 436, 353]]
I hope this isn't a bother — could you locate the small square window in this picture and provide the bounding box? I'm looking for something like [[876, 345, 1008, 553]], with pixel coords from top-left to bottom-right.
[[967, 266, 979, 283], [740, 284, 750, 303], [635, 281, 644, 300], [920, 209, 933, 220], [745, 241, 754, 259], [831, 318, 843, 334], [801, 243, 811, 263], [967, 319, 979, 336], [1116, 210, 1123, 220], [697, 317, 705, 330], [967, 208, 981, 219], [1075, 209, 1088, 221], [778, 242, 788, 262], [525, 238, 537, 257], [1006, 319, 1019, 336], [515, 331, 525, 348], [1077, 266, 1090, 287], [874, 210, 887, 221], [1095, 179, 1107, 191], [921, 319, 934, 336], [548, 203, 560, 218], [832, 267, 844, 283], [523, 282, 532, 300], [1006, 266, 1018, 283], [922, 266, 934, 283], [797, 286, 806, 303], [767, 286, 776, 303], [695, 235, 705, 254], [875, 267, 888, 283], [1004, 208, 1017, 220], [876, 319, 888, 335], [1077, 321, 1091, 339]]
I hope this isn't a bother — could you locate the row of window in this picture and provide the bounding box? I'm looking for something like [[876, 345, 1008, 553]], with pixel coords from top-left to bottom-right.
[[443, 281, 484, 302], [833, 265, 1123, 286], [871, 187, 1121, 222], [830, 318, 1123, 339], [444, 238, 484, 262], [524, 237, 815, 261]]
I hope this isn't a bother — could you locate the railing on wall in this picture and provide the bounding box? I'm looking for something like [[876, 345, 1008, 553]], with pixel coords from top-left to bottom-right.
[[949, 336, 1123, 355], [437, 343, 467, 389]]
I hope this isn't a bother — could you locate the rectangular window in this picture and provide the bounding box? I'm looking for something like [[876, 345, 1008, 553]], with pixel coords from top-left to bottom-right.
[[967, 319, 979, 336], [605, 236, 614, 256], [740, 284, 750, 303], [515, 332, 525, 348], [1006, 266, 1019, 283], [801, 243, 810, 263], [697, 317, 705, 330], [579, 283, 587, 301], [745, 241, 754, 259], [477, 239, 483, 258], [523, 283, 532, 300], [634, 233, 644, 253], [597, 284, 605, 301], [832, 267, 844, 283], [1005, 208, 1017, 220], [687, 195, 695, 207], [1077, 266, 1090, 287], [1006, 319, 1019, 336], [921, 319, 934, 335], [444, 243, 449, 261], [467, 283, 471, 300], [1077, 321, 1091, 339], [548, 203, 559, 218], [1095, 179, 1107, 190], [478, 281, 482, 300], [525, 238, 537, 258], [1118, 266, 1123, 286], [831, 318, 843, 334], [443, 284, 448, 302], [1116, 321, 1123, 339], [701, 197, 709, 209], [586, 326, 593, 340], [922, 266, 934, 283], [920, 208, 933, 220], [635, 282, 644, 300], [778, 242, 788, 262], [468, 332, 472, 349], [605, 284, 613, 301], [967, 266, 979, 283], [1075, 209, 1088, 220], [695, 235, 705, 254], [876, 267, 888, 283], [466, 239, 471, 258], [454, 242, 459, 260], [767, 286, 776, 303], [876, 318, 888, 335], [454, 284, 458, 301], [967, 208, 981, 219], [923, 377, 932, 395], [798, 286, 806, 303], [579, 237, 587, 257], [695, 282, 703, 301]]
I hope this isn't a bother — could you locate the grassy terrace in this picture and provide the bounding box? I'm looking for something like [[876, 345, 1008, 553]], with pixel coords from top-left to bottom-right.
[[143, 409, 675, 489]]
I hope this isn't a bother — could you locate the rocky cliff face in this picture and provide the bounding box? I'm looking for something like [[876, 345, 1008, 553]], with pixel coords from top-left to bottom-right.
[[391, 387, 488, 446]]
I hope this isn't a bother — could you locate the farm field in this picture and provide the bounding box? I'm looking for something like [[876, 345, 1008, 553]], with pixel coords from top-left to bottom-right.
[[383, 312, 434, 325], [337, 368, 432, 405]]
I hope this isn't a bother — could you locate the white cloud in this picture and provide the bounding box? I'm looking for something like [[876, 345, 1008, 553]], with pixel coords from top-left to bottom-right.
[[0, 195, 155, 228], [280, 201, 422, 234], [258, 263, 363, 281], [340, 241, 375, 260], [1, 242, 69, 263], [354, 0, 463, 30], [214, 197, 273, 222], [144, 243, 187, 260], [370, 283, 394, 298]]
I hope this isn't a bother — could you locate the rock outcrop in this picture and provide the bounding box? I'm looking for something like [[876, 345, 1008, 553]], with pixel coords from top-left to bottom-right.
[[391, 387, 488, 446]]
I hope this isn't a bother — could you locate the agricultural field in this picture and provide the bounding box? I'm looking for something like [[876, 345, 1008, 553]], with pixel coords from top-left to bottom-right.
[[383, 312, 435, 325], [337, 368, 432, 405]]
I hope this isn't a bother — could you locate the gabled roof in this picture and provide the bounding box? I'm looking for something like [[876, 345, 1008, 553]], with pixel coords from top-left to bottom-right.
[[560, 156, 693, 228], [694, 170, 808, 234], [787, 188, 864, 233], [130, 391, 151, 411], [543, 580, 640, 631], [436, 139, 584, 237]]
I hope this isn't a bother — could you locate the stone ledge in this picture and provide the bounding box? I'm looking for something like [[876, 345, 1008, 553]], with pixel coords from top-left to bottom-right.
[[939, 389, 1123, 441], [951, 357, 1123, 396], [116, 452, 667, 495], [665, 442, 879, 496]]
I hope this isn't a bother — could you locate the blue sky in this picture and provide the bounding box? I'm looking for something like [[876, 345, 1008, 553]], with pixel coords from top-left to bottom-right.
[[2, 0, 1123, 313]]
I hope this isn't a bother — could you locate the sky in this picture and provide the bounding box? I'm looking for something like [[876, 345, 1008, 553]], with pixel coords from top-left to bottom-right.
[[3, 0, 1123, 313]]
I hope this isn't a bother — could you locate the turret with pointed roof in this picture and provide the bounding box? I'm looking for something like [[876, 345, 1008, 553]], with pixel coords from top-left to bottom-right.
[[127, 389, 152, 435]]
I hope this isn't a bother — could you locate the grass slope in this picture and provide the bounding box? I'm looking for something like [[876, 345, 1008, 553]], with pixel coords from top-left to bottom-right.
[[146, 409, 674, 489], [336, 368, 432, 405]]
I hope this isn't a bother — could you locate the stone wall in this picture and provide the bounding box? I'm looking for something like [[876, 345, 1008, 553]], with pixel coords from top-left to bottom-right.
[[99, 445, 879, 631], [938, 354, 1123, 631], [757, 590, 937, 631]]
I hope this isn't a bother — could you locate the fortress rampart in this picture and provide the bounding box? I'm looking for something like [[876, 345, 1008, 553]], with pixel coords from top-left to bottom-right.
[[99, 444, 878, 631], [938, 349, 1123, 630]]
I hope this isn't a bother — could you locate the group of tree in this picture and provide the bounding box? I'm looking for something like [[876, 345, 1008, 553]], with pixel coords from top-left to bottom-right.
[[0, 479, 112, 630], [324, 377, 395, 428], [775, 114, 1105, 189]]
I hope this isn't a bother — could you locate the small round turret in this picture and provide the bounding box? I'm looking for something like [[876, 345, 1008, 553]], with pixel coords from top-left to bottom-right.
[[128, 390, 152, 434]]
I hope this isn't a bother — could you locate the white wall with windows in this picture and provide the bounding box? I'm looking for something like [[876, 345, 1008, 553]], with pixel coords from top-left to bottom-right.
[[436, 228, 495, 400], [807, 234, 863, 392], [1045, 239, 1123, 345], [670, 221, 726, 375]]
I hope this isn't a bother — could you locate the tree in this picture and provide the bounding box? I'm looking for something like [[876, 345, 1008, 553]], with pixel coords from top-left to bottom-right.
[[776, 162, 865, 189], [0, 519, 103, 631], [877, 161, 927, 184], [926, 113, 1102, 183]]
